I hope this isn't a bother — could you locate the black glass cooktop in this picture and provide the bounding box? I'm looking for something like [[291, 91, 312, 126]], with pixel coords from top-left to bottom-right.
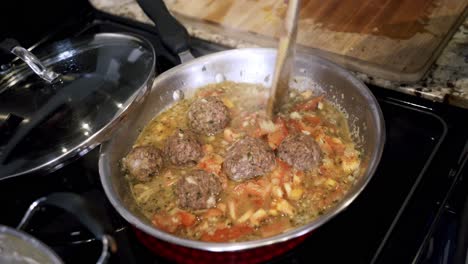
[[0, 5, 467, 264]]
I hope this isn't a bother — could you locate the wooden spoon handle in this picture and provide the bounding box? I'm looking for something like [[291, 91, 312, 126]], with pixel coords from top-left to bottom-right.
[[266, 0, 300, 119]]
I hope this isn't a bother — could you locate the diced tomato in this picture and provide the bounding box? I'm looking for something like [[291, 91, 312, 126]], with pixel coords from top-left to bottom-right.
[[198, 154, 224, 175], [287, 119, 302, 132], [311, 126, 326, 138], [203, 208, 225, 218], [201, 225, 254, 242], [332, 143, 345, 155], [294, 170, 305, 179], [260, 218, 291, 238], [320, 141, 333, 155], [233, 181, 264, 197], [267, 117, 288, 149], [293, 95, 324, 111], [319, 165, 328, 175], [252, 198, 264, 207], [246, 184, 264, 197], [303, 115, 321, 127], [152, 213, 179, 233], [198, 89, 223, 97], [251, 127, 268, 138], [255, 178, 271, 189], [324, 136, 345, 155], [177, 210, 197, 227], [277, 159, 291, 171], [286, 119, 317, 135], [271, 159, 292, 184]]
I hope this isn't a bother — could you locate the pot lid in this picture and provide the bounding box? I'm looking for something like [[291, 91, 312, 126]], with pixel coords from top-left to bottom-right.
[[0, 33, 155, 179]]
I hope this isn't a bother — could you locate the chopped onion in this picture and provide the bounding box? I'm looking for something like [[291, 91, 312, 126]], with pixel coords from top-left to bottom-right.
[[259, 120, 276, 133], [290, 111, 302, 120]]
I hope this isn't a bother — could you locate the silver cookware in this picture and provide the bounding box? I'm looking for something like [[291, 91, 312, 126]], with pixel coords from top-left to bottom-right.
[[99, 47, 385, 252]]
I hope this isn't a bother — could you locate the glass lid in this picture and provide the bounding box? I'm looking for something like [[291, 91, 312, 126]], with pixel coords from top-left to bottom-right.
[[0, 33, 156, 179]]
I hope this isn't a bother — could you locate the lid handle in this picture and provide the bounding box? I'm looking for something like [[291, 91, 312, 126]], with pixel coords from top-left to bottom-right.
[[0, 38, 60, 83]]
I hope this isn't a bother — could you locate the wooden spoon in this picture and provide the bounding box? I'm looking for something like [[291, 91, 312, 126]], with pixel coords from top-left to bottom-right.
[[266, 0, 301, 120]]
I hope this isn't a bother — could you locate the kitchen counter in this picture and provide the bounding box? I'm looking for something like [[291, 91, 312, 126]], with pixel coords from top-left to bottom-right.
[[90, 0, 468, 109]]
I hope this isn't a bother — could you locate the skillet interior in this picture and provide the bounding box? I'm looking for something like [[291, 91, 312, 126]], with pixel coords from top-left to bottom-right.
[[99, 48, 385, 252]]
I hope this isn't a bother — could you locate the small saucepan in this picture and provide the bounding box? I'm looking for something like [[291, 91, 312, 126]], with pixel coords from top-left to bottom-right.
[[97, 0, 385, 262], [0, 193, 116, 264]]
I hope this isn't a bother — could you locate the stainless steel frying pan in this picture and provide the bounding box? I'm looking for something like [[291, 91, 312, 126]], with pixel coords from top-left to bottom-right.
[[99, 47, 385, 251]]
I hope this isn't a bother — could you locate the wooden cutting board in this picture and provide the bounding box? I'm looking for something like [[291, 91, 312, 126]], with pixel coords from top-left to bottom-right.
[[165, 0, 467, 82]]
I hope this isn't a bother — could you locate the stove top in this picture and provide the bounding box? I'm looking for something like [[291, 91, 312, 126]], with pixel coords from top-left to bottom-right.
[[1, 3, 467, 264]]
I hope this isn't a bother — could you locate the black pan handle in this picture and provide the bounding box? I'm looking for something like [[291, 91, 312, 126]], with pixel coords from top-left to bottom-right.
[[136, 0, 190, 55], [17, 192, 117, 264]]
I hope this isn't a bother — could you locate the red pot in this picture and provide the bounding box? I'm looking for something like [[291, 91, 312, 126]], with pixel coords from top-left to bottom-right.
[[133, 227, 310, 264]]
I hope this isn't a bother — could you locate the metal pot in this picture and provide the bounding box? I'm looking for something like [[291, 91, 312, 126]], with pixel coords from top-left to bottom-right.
[[0, 192, 116, 264], [99, 48, 385, 252]]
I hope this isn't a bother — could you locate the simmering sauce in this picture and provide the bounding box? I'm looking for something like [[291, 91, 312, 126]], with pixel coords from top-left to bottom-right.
[[125, 81, 361, 242]]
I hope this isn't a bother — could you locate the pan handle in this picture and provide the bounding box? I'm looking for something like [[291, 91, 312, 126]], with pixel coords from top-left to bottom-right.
[[136, 0, 191, 56], [17, 192, 117, 264]]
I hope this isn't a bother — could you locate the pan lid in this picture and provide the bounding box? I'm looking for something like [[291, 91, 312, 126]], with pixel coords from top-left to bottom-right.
[[0, 33, 156, 179]]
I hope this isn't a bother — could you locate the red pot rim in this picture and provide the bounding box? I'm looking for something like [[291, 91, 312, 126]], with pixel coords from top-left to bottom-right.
[[133, 226, 311, 264]]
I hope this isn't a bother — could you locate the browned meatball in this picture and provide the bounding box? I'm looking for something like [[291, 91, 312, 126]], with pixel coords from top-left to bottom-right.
[[123, 146, 164, 182], [175, 170, 222, 210], [223, 137, 276, 181], [164, 129, 203, 166], [277, 133, 322, 170], [188, 96, 230, 135]]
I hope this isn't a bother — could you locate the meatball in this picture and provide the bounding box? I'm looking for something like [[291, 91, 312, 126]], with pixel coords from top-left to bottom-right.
[[175, 170, 222, 210], [223, 137, 276, 181], [123, 146, 164, 182], [164, 129, 203, 166], [277, 133, 322, 170], [188, 96, 230, 135]]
